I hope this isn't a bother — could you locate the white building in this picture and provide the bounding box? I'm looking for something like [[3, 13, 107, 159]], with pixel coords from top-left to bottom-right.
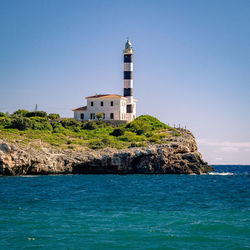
[[73, 40, 136, 122], [73, 94, 127, 121]]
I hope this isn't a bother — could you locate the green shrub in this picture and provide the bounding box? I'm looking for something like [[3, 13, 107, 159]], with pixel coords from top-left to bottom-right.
[[30, 117, 52, 131], [101, 137, 112, 146], [119, 131, 146, 142], [172, 132, 182, 137], [60, 118, 80, 129], [51, 122, 65, 133], [82, 120, 97, 130], [95, 121, 107, 128], [128, 115, 168, 130], [48, 113, 60, 120], [96, 112, 104, 121], [110, 128, 125, 137], [0, 117, 12, 127], [0, 112, 6, 117], [73, 127, 80, 132], [12, 109, 29, 117], [11, 117, 33, 130], [148, 133, 167, 143], [126, 119, 151, 135], [88, 140, 105, 149], [25, 111, 47, 118]]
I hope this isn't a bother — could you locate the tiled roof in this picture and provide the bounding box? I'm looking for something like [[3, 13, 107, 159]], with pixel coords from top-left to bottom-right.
[[86, 94, 125, 99], [72, 106, 87, 111]]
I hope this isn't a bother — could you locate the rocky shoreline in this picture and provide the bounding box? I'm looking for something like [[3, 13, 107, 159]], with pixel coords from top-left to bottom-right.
[[0, 130, 213, 176]]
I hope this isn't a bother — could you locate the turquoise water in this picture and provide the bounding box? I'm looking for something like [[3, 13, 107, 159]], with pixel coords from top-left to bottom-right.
[[0, 165, 249, 249]]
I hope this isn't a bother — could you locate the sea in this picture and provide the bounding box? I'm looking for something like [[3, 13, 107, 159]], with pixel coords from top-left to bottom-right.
[[0, 165, 249, 250]]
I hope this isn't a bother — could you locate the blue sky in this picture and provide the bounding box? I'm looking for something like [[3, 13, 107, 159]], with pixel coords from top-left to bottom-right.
[[0, 0, 250, 164]]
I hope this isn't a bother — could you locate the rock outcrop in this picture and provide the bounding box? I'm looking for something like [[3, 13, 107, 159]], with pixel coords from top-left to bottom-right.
[[0, 130, 213, 176]]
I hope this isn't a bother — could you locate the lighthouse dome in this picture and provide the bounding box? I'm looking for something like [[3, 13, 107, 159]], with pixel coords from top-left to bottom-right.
[[124, 39, 134, 54], [125, 40, 132, 49]]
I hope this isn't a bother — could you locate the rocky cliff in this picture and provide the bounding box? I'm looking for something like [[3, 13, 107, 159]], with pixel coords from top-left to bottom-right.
[[0, 130, 213, 175]]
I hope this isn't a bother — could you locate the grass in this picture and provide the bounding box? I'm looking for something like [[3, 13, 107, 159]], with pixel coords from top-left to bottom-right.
[[0, 115, 181, 150]]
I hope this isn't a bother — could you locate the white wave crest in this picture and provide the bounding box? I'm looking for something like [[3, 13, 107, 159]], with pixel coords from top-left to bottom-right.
[[208, 172, 234, 176]]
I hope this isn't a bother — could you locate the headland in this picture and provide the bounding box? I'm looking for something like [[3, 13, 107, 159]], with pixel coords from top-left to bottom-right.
[[0, 113, 213, 175]]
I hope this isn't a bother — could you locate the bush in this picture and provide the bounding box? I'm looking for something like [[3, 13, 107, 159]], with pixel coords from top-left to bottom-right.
[[0, 112, 6, 117], [0, 117, 12, 127], [25, 111, 47, 118], [95, 121, 107, 128], [12, 109, 29, 117], [48, 113, 60, 120], [30, 117, 52, 131], [60, 118, 80, 129], [129, 115, 168, 130], [11, 117, 33, 130], [96, 112, 104, 121], [119, 131, 146, 142], [110, 128, 125, 137], [51, 122, 65, 133], [82, 120, 97, 130], [88, 140, 105, 149], [126, 119, 151, 135]]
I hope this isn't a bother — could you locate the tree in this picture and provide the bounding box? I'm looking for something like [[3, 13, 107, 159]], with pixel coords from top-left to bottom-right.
[[12, 109, 29, 117], [96, 112, 104, 121], [11, 117, 33, 130], [48, 113, 60, 120], [25, 111, 47, 118], [0, 112, 6, 117]]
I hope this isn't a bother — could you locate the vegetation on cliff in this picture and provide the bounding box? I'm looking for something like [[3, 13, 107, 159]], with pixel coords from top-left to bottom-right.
[[0, 110, 180, 150]]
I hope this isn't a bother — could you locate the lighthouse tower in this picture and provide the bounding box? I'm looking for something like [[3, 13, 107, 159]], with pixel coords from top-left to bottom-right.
[[123, 39, 136, 122]]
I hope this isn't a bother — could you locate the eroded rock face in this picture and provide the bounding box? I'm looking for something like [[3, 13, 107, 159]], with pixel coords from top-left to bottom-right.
[[0, 130, 213, 176]]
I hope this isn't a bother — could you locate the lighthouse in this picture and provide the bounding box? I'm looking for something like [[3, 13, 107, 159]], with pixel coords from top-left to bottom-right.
[[73, 40, 137, 122], [123, 39, 136, 122]]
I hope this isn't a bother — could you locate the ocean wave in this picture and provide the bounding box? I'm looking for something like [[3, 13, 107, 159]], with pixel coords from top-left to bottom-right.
[[20, 175, 40, 178], [208, 172, 234, 176]]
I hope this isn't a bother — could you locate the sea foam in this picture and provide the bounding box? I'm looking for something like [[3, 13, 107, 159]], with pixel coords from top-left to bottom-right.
[[208, 172, 234, 176]]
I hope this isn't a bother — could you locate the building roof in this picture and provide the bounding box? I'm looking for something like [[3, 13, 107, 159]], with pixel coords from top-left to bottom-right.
[[86, 94, 126, 99], [72, 106, 87, 111]]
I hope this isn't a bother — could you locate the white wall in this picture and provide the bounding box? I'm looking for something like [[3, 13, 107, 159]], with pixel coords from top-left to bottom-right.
[[74, 97, 137, 122], [126, 99, 137, 122], [74, 98, 127, 121], [74, 111, 87, 121]]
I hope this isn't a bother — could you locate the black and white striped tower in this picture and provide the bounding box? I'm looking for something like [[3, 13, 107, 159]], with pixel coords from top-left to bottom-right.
[[123, 39, 135, 121]]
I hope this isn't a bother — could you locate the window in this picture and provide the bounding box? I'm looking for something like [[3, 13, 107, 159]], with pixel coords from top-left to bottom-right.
[[80, 113, 84, 120], [91, 101, 94, 106], [101, 101, 103, 106], [90, 113, 95, 120], [103, 113, 105, 119], [127, 104, 133, 113], [110, 113, 114, 119], [110, 101, 113, 106]]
